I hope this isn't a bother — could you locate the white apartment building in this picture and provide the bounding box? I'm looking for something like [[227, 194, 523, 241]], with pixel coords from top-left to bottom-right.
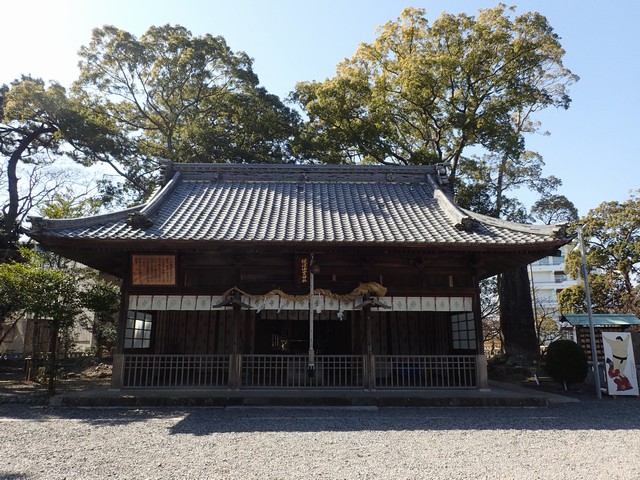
[[528, 243, 580, 315]]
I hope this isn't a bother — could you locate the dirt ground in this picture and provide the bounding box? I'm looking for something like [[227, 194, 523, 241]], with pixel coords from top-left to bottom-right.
[[0, 358, 112, 404]]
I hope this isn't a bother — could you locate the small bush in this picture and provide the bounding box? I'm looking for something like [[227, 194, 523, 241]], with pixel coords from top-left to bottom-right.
[[544, 340, 588, 389]]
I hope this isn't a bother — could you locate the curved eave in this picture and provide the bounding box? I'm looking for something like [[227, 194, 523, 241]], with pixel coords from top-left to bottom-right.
[[426, 174, 567, 239], [26, 172, 182, 236]]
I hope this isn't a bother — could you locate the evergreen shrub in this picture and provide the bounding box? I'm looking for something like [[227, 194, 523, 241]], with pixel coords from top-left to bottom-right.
[[543, 339, 588, 389]]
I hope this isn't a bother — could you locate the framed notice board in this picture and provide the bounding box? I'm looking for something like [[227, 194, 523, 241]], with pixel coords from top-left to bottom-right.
[[131, 255, 176, 285]]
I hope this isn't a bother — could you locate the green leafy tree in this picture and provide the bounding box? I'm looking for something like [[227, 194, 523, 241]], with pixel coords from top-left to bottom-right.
[[1, 77, 70, 259], [562, 192, 640, 316], [0, 248, 83, 395], [0, 76, 126, 260], [530, 194, 578, 346], [531, 194, 579, 225], [37, 187, 102, 219], [74, 24, 301, 202], [38, 190, 120, 358], [558, 275, 629, 314], [0, 248, 120, 394], [457, 151, 561, 221], [293, 5, 576, 181], [80, 279, 120, 357]]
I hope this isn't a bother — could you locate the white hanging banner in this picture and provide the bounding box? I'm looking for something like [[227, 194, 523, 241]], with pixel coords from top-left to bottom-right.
[[449, 297, 465, 312], [181, 295, 197, 310], [151, 295, 167, 310], [323, 297, 340, 311], [137, 295, 152, 310], [435, 297, 450, 312], [602, 332, 639, 396], [128, 295, 138, 310], [126, 294, 475, 312], [166, 295, 182, 310], [195, 295, 212, 311], [406, 297, 422, 311]]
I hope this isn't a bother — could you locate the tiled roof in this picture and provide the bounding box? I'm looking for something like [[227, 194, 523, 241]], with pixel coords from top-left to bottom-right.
[[28, 163, 567, 247]]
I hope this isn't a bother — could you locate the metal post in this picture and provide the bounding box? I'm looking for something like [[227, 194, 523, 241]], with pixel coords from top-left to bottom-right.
[[308, 255, 315, 377], [578, 226, 602, 399]]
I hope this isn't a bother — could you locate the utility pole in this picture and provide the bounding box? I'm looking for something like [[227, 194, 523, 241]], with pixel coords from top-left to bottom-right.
[[578, 225, 602, 399]]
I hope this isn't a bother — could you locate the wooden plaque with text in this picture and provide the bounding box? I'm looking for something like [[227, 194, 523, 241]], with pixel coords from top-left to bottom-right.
[[131, 255, 176, 285]]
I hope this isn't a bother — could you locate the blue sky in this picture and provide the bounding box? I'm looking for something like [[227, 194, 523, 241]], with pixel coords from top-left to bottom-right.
[[2, 0, 638, 217]]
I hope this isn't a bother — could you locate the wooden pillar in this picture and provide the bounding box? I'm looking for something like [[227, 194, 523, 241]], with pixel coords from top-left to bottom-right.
[[115, 288, 129, 355], [473, 289, 489, 390], [364, 307, 376, 390], [111, 353, 124, 389], [228, 303, 242, 390], [476, 354, 489, 390], [111, 287, 129, 389]]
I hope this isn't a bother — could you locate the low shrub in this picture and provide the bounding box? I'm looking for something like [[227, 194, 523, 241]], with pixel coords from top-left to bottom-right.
[[543, 339, 588, 390]]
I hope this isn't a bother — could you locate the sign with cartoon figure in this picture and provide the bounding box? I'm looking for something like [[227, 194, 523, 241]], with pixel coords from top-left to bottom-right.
[[602, 332, 638, 396]]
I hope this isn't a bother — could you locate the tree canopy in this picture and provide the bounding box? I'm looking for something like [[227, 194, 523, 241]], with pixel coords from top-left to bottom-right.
[[456, 151, 562, 221], [0, 76, 113, 259], [293, 5, 577, 185], [561, 192, 640, 316], [74, 24, 301, 201], [530, 194, 579, 225]]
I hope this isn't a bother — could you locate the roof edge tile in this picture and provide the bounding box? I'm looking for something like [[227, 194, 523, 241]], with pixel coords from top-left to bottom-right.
[[28, 205, 144, 234]]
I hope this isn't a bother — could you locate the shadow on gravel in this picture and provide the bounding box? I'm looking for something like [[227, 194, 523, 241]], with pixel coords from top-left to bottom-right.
[[0, 473, 28, 479], [162, 399, 640, 435], [2, 398, 639, 433], [171, 403, 640, 436], [0, 404, 189, 426]]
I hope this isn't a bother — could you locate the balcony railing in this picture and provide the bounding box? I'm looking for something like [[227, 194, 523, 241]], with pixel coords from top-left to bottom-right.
[[120, 354, 477, 389]]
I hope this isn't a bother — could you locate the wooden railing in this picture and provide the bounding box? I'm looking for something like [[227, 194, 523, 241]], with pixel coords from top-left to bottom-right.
[[123, 354, 229, 388], [241, 355, 364, 388], [375, 355, 477, 389], [120, 354, 476, 389]]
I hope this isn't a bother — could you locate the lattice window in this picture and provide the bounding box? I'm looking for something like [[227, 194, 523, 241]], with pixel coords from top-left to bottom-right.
[[451, 313, 476, 350], [124, 311, 153, 349]]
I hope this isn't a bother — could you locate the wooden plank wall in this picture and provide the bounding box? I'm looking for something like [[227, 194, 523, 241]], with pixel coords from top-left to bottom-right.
[[369, 311, 451, 355], [154, 311, 255, 355], [153, 310, 454, 355]]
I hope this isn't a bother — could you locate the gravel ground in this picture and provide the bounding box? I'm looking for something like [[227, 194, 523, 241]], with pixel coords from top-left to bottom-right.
[[1, 397, 640, 480]]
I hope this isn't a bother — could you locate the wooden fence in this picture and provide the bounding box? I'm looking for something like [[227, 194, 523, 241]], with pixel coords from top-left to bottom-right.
[[119, 354, 478, 389]]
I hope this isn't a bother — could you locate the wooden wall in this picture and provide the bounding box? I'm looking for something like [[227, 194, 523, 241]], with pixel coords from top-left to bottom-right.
[[150, 310, 457, 356], [124, 247, 481, 356], [153, 310, 255, 355], [351, 311, 451, 355]]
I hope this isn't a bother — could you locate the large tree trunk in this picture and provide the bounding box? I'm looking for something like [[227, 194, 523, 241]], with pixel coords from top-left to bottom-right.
[[498, 266, 539, 358]]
